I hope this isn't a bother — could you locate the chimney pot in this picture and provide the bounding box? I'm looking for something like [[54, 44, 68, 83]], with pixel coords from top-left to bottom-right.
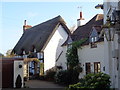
[[24, 20, 27, 26], [80, 12, 82, 19]]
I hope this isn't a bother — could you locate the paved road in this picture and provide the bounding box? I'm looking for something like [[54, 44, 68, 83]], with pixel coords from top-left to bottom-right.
[[25, 80, 65, 89]]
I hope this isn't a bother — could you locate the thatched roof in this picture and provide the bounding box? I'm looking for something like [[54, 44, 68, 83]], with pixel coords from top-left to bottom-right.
[[72, 14, 104, 45], [62, 14, 104, 46], [72, 14, 103, 41], [12, 15, 70, 55]]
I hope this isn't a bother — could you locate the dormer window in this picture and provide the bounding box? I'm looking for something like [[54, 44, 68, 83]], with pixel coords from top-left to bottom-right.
[[91, 36, 98, 42], [89, 27, 99, 48]]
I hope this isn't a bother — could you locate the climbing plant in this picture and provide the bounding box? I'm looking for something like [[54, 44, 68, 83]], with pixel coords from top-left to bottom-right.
[[55, 38, 88, 85], [66, 38, 88, 70]]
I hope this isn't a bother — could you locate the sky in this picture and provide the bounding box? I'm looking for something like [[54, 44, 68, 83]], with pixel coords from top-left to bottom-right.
[[0, 1, 103, 55]]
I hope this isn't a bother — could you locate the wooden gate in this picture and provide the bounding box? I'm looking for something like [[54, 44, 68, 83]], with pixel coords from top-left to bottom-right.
[[2, 59, 14, 88], [1, 58, 23, 88]]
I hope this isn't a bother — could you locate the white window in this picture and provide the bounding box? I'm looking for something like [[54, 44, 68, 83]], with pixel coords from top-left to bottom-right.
[[94, 62, 101, 73], [95, 37, 97, 42], [91, 37, 94, 42], [40, 53, 43, 59]]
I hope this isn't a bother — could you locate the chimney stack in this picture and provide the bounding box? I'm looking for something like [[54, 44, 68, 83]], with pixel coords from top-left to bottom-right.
[[23, 20, 32, 33], [77, 8, 85, 27]]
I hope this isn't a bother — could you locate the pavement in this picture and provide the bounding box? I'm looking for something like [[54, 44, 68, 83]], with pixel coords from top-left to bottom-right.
[[25, 80, 65, 89]]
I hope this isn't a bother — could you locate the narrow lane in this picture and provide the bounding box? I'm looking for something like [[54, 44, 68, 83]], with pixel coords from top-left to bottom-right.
[[25, 80, 65, 89]]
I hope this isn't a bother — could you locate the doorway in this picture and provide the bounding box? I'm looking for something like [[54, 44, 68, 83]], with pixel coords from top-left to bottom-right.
[[85, 63, 91, 75]]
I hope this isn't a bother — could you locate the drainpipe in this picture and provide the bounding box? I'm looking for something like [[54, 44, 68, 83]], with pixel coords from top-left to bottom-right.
[[117, 30, 120, 90], [117, 2, 120, 89]]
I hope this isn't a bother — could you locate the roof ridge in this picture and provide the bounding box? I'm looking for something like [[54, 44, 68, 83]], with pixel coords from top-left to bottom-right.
[[39, 15, 65, 25], [85, 14, 103, 25], [28, 15, 66, 30]]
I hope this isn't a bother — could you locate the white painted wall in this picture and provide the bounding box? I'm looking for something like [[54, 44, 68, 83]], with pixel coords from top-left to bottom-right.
[[111, 34, 119, 88], [14, 60, 24, 88], [78, 42, 104, 78], [56, 46, 68, 70], [44, 25, 68, 72], [103, 0, 119, 88]]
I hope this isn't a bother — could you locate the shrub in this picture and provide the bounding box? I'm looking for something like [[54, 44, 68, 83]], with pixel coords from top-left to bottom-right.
[[55, 70, 68, 84], [44, 69, 56, 81], [15, 75, 22, 88], [39, 75, 45, 80], [68, 72, 111, 89], [55, 69, 79, 85]]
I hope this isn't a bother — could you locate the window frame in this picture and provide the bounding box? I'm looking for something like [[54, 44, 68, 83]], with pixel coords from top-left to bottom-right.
[[94, 62, 101, 73]]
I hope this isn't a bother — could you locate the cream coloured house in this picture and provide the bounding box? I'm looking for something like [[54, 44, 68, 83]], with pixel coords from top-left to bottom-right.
[[74, 14, 104, 78], [56, 14, 105, 77]]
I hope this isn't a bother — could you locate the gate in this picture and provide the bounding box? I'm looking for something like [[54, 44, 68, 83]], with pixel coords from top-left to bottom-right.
[[1, 58, 24, 88]]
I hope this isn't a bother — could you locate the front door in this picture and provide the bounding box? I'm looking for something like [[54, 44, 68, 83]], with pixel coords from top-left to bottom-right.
[[85, 63, 91, 75]]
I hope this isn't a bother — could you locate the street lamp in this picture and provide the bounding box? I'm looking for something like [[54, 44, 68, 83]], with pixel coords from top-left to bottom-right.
[[102, 9, 120, 41], [95, 4, 103, 9], [102, 16, 115, 41]]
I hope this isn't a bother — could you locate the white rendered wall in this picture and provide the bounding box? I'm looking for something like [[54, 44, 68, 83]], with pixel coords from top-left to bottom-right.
[[103, 1, 119, 88], [56, 46, 68, 70], [14, 61, 24, 88], [44, 25, 68, 72], [78, 42, 104, 78], [111, 34, 119, 88]]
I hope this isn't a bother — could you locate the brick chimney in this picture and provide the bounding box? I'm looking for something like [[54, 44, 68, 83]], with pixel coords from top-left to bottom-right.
[[77, 11, 85, 27], [23, 20, 32, 33]]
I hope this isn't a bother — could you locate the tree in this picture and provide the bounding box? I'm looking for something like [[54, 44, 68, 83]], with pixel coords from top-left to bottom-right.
[[6, 49, 15, 57], [0, 53, 4, 57], [66, 38, 87, 70]]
